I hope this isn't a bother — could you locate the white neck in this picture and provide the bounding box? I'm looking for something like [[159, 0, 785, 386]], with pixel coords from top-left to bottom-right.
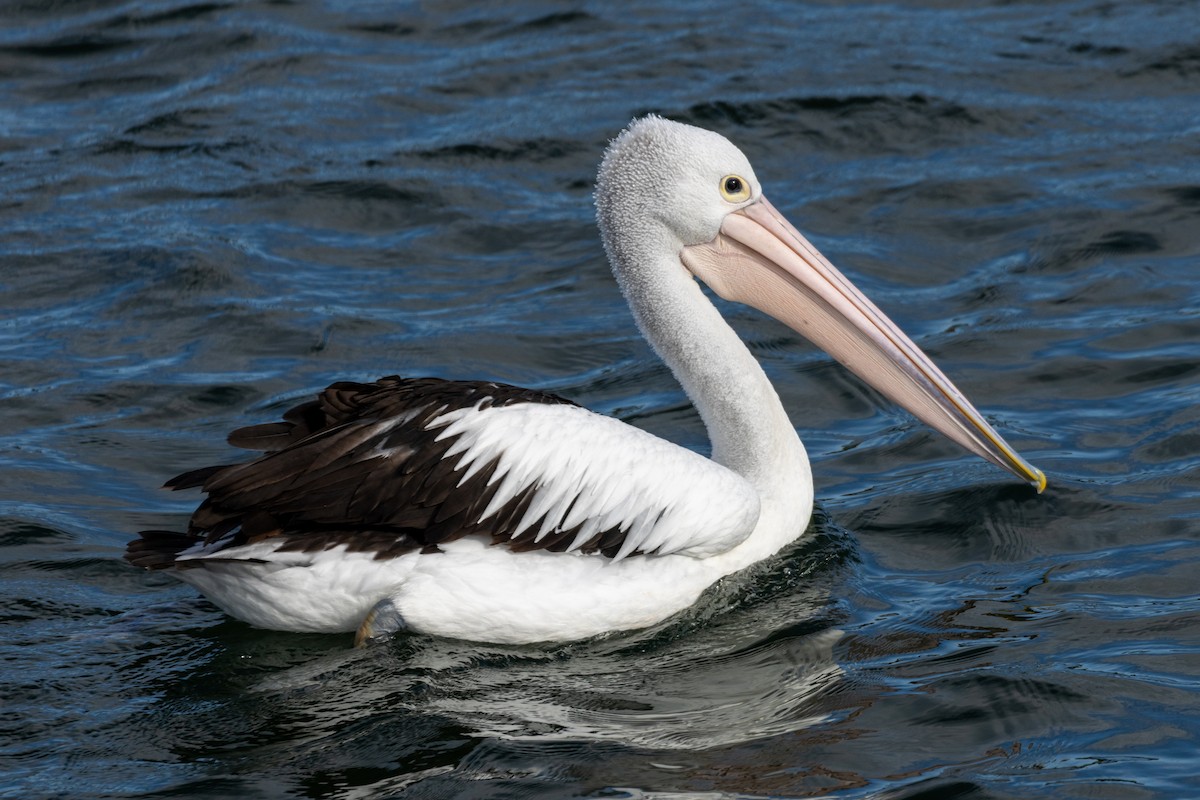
[[606, 229, 814, 568]]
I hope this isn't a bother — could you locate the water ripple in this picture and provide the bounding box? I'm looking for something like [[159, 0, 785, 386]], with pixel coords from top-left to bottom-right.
[[1, 0, 1197, 798]]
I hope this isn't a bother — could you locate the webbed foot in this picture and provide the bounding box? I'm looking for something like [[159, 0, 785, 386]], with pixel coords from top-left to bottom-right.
[[355, 597, 407, 647]]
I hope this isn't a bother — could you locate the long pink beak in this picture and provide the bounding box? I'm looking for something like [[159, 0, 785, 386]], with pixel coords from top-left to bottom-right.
[[681, 196, 1046, 492]]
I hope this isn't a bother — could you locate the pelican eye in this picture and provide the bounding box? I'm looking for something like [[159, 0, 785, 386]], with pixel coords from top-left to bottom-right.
[[720, 174, 751, 203]]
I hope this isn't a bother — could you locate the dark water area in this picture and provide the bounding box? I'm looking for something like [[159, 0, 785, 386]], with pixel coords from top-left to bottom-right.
[[2, 1, 1198, 797]]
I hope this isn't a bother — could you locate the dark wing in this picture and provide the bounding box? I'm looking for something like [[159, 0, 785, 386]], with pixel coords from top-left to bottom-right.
[[126, 377, 620, 568], [126, 375, 760, 571]]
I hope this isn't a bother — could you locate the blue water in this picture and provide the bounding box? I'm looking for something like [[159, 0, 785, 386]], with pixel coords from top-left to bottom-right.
[[2, 1, 1198, 798]]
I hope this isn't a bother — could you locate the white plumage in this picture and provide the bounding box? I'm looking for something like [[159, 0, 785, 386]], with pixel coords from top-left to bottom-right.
[[433, 403, 761, 560], [127, 116, 1044, 645]]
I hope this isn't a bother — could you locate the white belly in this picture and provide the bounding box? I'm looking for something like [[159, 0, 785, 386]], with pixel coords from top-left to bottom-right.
[[392, 538, 721, 643], [174, 537, 722, 643]]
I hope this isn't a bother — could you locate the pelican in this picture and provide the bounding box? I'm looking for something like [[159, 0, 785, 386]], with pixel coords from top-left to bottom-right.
[[127, 116, 1045, 645]]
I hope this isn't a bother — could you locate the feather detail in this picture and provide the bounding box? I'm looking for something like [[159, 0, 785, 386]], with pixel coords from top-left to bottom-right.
[[127, 376, 760, 572]]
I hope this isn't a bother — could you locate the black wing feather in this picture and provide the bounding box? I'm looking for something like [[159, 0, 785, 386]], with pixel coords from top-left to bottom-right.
[[125, 376, 637, 570]]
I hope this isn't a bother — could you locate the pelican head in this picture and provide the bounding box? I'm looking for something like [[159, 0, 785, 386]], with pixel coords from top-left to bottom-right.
[[596, 115, 1045, 491], [597, 116, 759, 252]]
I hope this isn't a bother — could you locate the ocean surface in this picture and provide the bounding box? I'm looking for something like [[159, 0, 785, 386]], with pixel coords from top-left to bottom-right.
[[2, 1, 1198, 798]]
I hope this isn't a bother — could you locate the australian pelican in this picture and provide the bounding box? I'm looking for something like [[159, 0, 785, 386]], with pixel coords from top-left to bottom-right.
[[127, 116, 1045, 645]]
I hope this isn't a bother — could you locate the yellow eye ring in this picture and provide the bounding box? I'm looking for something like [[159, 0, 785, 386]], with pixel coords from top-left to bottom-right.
[[720, 174, 751, 203]]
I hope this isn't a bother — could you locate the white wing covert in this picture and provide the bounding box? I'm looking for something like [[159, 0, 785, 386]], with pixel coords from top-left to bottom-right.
[[433, 402, 760, 560]]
